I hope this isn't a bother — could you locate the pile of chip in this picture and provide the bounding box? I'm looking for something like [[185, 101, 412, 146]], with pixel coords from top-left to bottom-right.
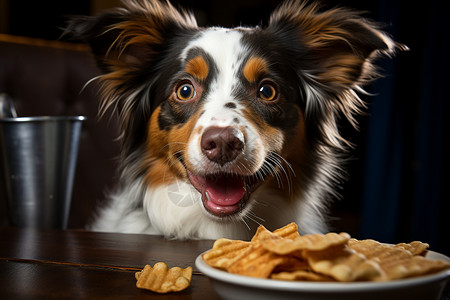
[[202, 223, 450, 282]]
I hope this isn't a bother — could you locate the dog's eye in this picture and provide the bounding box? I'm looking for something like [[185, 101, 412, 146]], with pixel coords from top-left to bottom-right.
[[176, 82, 196, 101], [258, 83, 277, 101]]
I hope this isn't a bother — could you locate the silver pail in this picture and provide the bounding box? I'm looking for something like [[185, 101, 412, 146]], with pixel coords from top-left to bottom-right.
[[0, 116, 86, 229]]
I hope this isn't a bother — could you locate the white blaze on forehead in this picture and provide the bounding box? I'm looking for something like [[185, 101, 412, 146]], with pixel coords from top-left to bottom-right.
[[181, 27, 246, 73], [181, 28, 247, 115]]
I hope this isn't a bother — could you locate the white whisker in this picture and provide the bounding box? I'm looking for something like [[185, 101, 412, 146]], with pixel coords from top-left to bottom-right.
[[261, 152, 296, 195], [158, 142, 187, 155], [240, 217, 251, 231], [162, 149, 185, 183], [247, 210, 265, 223], [244, 213, 263, 227]]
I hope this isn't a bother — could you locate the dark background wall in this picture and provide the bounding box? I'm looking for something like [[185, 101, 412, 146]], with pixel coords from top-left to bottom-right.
[[1, 0, 447, 255]]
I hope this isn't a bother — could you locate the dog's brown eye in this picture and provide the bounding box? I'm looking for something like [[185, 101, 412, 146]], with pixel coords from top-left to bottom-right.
[[258, 83, 277, 101], [176, 82, 196, 101]]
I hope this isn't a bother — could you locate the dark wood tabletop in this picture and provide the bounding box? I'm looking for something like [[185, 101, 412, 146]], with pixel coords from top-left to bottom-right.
[[0, 227, 220, 299]]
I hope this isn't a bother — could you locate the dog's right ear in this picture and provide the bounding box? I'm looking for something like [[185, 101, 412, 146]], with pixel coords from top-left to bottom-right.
[[65, 1, 197, 73], [65, 1, 198, 153]]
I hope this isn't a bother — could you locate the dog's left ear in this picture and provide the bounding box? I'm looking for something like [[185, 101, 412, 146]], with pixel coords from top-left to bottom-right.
[[268, 1, 406, 91]]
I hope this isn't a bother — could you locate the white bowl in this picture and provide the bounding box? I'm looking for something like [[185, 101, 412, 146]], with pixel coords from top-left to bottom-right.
[[195, 250, 450, 300]]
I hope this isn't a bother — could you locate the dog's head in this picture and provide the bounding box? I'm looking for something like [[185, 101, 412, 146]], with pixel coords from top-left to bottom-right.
[[68, 0, 403, 226]]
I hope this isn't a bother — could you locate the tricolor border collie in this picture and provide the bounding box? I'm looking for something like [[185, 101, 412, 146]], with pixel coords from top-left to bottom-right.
[[68, 0, 404, 239]]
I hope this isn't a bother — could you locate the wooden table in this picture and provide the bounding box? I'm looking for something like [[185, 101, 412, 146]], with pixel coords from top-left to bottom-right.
[[0, 227, 220, 299]]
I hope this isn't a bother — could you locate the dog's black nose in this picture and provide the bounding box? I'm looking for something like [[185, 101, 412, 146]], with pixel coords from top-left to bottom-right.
[[201, 126, 244, 165]]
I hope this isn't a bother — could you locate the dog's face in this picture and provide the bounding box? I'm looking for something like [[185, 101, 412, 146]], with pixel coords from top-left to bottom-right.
[[68, 0, 402, 227], [147, 27, 306, 217]]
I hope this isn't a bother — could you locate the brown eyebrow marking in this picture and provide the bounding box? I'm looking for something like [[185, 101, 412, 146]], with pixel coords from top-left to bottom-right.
[[243, 56, 268, 83], [185, 56, 209, 81]]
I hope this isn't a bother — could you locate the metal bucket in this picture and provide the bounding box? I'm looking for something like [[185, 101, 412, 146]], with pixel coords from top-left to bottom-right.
[[0, 116, 86, 229]]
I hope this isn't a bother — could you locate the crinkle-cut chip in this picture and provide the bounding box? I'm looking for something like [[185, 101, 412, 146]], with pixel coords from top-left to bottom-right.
[[272, 257, 309, 273], [304, 245, 383, 282], [394, 241, 429, 256], [349, 239, 416, 265], [380, 255, 450, 280], [135, 262, 192, 293], [259, 230, 350, 255], [273, 222, 301, 240], [251, 223, 299, 243], [300, 232, 351, 251], [348, 239, 450, 280], [271, 269, 335, 282], [202, 238, 250, 269], [349, 238, 428, 257], [250, 225, 267, 243], [227, 243, 288, 278]]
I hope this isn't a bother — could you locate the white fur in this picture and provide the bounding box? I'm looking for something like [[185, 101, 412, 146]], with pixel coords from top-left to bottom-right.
[[91, 175, 325, 239]]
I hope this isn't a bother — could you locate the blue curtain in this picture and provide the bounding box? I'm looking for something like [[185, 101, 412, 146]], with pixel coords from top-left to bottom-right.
[[360, 0, 449, 255]]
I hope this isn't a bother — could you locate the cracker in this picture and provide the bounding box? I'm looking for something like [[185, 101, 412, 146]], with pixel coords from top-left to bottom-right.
[[349, 239, 449, 280], [135, 262, 192, 293], [259, 230, 350, 255], [251, 223, 299, 243], [304, 244, 383, 282], [394, 241, 429, 256], [272, 256, 309, 273], [382, 255, 450, 280], [202, 238, 250, 269], [223, 224, 301, 278], [227, 242, 287, 278], [271, 269, 335, 282], [272, 222, 301, 240]]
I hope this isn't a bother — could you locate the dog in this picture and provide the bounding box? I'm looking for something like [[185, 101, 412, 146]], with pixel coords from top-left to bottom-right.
[[67, 0, 404, 239]]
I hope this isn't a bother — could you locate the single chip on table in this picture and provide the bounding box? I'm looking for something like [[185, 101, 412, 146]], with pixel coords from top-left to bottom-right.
[[135, 262, 192, 293]]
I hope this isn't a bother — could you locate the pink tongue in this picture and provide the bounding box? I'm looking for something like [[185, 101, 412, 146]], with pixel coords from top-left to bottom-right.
[[204, 176, 246, 206]]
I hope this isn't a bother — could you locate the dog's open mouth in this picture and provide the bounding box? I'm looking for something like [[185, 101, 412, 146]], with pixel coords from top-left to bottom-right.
[[187, 171, 263, 217]]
